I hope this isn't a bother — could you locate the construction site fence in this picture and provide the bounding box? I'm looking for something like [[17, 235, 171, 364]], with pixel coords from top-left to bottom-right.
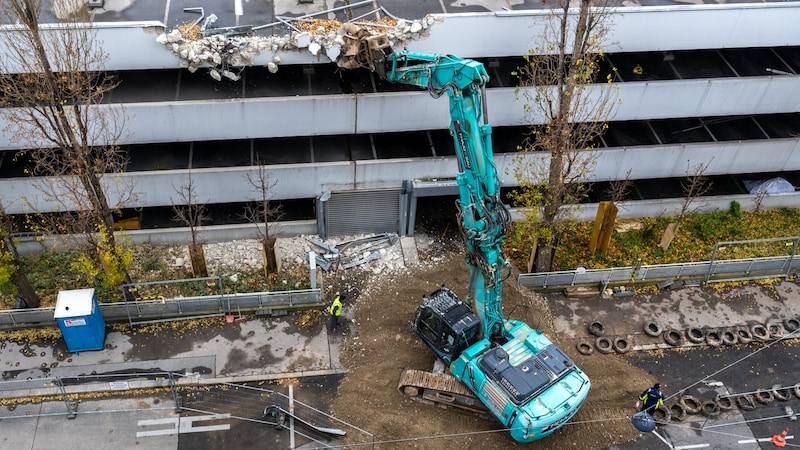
[[519, 254, 800, 291], [0, 288, 322, 330]]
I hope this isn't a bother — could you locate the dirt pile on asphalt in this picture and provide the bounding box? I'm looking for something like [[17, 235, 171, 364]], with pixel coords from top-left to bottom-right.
[[329, 240, 656, 449]]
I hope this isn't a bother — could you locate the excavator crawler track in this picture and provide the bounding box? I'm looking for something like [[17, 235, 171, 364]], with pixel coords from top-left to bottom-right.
[[398, 369, 492, 420]]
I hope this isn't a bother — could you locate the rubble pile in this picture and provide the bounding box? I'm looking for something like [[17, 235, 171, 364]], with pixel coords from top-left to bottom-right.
[[173, 234, 407, 276], [156, 16, 440, 79]]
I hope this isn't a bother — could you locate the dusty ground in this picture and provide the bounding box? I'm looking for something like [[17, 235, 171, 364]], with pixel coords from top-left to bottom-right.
[[328, 235, 657, 449]]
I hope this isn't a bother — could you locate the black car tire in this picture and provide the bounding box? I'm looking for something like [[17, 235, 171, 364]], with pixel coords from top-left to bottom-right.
[[643, 321, 662, 337]]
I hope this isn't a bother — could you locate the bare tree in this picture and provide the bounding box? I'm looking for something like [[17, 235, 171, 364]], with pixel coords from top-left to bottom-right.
[[172, 173, 209, 277], [510, 0, 619, 272], [606, 168, 633, 203], [242, 157, 284, 275], [659, 160, 713, 250], [746, 188, 769, 230], [677, 160, 713, 226], [0, 200, 41, 308], [0, 0, 134, 289]]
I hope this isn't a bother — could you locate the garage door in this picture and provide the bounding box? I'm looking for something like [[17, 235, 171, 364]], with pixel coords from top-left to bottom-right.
[[323, 189, 401, 237]]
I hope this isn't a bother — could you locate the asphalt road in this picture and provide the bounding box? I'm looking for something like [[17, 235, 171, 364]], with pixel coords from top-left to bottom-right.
[[176, 375, 350, 450], [612, 338, 800, 449], [0, 375, 349, 450]]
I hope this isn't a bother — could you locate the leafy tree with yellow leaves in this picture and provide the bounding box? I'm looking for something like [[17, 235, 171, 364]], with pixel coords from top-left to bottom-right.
[[510, 0, 619, 272], [0, 200, 41, 307], [0, 0, 136, 294]]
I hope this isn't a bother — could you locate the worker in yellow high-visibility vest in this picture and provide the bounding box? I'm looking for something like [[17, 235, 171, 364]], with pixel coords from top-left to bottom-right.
[[328, 294, 345, 331]]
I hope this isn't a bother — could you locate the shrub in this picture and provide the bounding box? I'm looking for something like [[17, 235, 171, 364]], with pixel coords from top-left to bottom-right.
[[730, 201, 741, 219]]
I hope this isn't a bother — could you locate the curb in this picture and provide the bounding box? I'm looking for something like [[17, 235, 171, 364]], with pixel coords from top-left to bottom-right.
[[0, 369, 350, 401]]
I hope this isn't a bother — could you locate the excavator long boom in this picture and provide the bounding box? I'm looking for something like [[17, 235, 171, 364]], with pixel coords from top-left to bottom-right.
[[380, 51, 510, 343], [339, 26, 591, 443]]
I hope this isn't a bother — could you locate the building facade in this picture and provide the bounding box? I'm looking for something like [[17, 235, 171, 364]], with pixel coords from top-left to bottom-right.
[[0, 1, 798, 243]]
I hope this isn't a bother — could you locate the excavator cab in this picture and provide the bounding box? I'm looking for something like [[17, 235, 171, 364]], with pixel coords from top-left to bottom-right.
[[412, 287, 480, 365]]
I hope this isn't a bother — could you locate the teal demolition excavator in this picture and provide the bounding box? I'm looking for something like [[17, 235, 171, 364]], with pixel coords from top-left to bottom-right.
[[339, 25, 591, 443]]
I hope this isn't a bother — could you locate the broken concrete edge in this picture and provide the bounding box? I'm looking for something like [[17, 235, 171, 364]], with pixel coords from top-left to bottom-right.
[[307, 233, 404, 271], [0, 368, 349, 401], [399, 236, 420, 266], [156, 15, 443, 78]]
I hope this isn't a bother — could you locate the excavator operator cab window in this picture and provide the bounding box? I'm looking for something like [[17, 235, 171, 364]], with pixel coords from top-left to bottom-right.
[[443, 323, 479, 353], [418, 308, 442, 345], [459, 325, 479, 347]]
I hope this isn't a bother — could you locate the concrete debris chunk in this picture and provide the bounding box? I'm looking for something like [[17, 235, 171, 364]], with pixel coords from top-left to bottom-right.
[[222, 70, 240, 81], [307, 233, 399, 271], [296, 32, 312, 48], [157, 11, 441, 79], [325, 45, 341, 61]]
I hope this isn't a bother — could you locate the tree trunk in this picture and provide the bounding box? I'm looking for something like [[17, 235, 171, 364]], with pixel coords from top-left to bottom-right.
[[189, 243, 208, 277], [535, 244, 555, 273], [263, 238, 278, 275], [659, 222, 680, 251], [526, 237, 538, 273], [2, 223, 41, 308], [11, 266, 40, 308]]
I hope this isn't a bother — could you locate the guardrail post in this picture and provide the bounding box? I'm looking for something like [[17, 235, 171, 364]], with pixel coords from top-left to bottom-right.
[[55, 377, 78, 419], [787, 237, 799, 278], [706, 243, 720, 284], [169, 372, 182, 413]]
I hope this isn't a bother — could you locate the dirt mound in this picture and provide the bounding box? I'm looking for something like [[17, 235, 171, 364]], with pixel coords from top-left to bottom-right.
[[330, 242, 653, 449]]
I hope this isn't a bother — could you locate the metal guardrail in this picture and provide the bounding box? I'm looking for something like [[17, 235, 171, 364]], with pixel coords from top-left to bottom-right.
[[518, 255, 800, 291], [0, 289, 322, 329]]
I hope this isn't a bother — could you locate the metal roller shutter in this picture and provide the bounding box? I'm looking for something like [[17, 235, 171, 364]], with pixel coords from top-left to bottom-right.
[[325, 189, 400, 237]]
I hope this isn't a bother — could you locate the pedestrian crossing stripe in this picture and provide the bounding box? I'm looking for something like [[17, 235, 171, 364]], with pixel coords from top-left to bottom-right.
[[136, 414, 231, 437]]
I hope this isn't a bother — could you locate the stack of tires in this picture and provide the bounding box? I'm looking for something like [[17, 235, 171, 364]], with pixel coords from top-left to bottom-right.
[[576, 321, 632, 355], [652, 317, 800, 348], [660, 383, 800, 423], [575, 316, 800, 355]]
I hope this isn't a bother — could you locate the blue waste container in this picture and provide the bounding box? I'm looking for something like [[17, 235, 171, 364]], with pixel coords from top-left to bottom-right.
[[54, 288, 106, 352]]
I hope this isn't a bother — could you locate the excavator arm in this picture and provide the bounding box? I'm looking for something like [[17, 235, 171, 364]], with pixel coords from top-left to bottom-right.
[[378, 50, 512, 344], [339, 25, 590, 443]]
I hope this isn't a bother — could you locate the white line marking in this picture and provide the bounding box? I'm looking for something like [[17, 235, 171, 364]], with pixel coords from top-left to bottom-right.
[[137, 417, 178, 437], [652, 430, 674, 449], [738, 435, 793, 444], [674, 444, 710, 449], [137, 414, 231, 437]]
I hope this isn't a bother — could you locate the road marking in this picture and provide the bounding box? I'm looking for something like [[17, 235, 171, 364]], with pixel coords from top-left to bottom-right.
[[738, 435, 793, 444], [674, 444, 710, 449], [652, 431, 674, 449], [137, 414, 231, 437]]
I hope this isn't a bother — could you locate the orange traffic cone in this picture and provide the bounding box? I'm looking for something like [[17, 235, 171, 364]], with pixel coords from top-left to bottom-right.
[[772, 427, 789, 448]]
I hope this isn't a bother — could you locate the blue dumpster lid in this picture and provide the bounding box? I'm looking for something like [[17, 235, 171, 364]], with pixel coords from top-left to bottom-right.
[[54, 289, 96, 318]]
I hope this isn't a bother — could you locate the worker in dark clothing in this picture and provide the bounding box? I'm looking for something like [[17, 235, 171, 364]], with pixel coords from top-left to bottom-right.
[[328, 294, 345, 331], [639, 383, 665, 415]]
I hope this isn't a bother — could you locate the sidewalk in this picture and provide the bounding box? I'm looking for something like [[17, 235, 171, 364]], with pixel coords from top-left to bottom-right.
[[550, 279, 800, 348], [0, 311, 350, 399]]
